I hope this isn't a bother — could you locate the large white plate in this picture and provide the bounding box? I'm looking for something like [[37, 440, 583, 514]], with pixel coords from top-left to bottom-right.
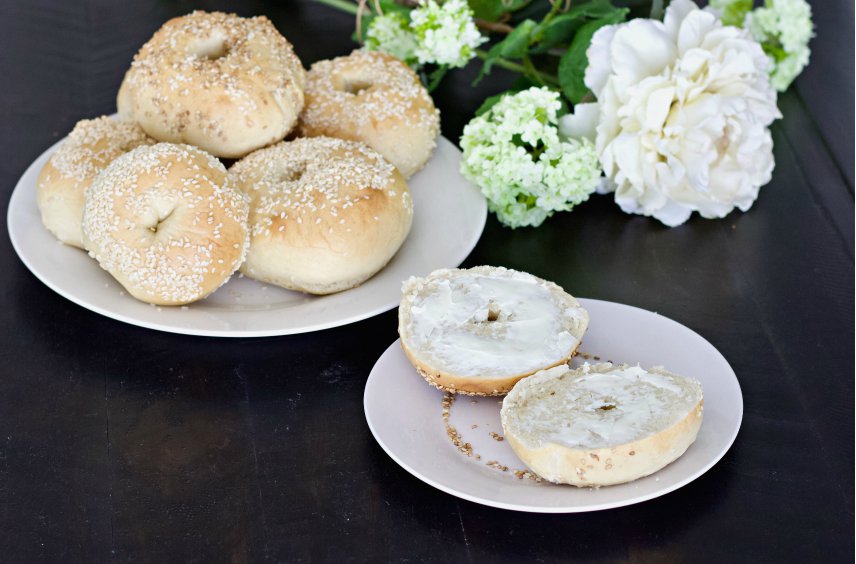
[[364, 298, 743, 513], [6, 136, 486, 337]]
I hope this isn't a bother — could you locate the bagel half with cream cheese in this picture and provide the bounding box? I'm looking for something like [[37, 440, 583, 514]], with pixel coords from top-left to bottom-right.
[[501, 362, 704, 487], [398, 266, 588, 396]]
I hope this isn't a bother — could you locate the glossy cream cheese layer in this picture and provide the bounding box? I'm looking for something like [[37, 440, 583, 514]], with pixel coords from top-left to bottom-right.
[[503, 364, 703, 449], [402, 270, 584, 378]]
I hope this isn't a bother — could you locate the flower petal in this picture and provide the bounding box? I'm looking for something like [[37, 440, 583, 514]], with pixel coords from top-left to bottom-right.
[[663, 0, 700, 41], [584, 25, 619, 97], [558, 102, 601, 141], [609, 20, 677, 91]]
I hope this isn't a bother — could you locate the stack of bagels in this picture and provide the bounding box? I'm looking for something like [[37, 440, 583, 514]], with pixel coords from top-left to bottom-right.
[[36, 11, 440, 305]]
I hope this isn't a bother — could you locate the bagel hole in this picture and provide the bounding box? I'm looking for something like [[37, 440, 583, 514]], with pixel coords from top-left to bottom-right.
[[278, 163, 307, 184], [339, 77, 373, 96], [486, 301, 501, 322], [193, 36, 229, 61], [148, 209, 174, 234]]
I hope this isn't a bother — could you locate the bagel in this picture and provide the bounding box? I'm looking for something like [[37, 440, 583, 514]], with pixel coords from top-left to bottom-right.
[[117, 11, 306, 158], [229, 136, 413, 294], [36, 117, 154, 248], [82, 143, 250, 305], [299, 50, 440, 178], [398, 266, 589, 396], [501, 363, 704, 487]]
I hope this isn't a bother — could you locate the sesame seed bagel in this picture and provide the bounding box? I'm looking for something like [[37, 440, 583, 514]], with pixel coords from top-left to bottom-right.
[[82, 143, 250, 306], [229, 137, 413, 295], [36, 117, 155, 249], [501, 363, 704, 487], [398, 266, 589, 396], [298, 50, 440, 178], [117, 11, 306, 159]]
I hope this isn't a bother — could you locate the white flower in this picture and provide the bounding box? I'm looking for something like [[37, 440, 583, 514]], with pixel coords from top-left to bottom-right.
[[745, 0, 814, 91], [560, 0, 781, 227], [410, 0, 486, 68], [364, 13, 418, 65], [461, 88, 601, 228]]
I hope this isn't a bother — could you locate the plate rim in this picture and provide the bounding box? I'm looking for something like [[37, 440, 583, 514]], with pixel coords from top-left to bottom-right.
[[7, 135, 487, 337], [363, 298, 744, 513]]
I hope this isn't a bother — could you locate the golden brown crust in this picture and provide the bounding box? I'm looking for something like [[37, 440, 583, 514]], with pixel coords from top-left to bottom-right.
[[36, 117, 154, 248], [229, 137, 413, 294], [117, 11, 306, 158], [82, 143, 249, 305], [298, 50, 439, 178], [400, 338, 580, 396]]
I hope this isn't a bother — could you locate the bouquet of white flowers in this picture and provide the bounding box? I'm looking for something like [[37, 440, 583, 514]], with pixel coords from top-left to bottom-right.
[[316, 0, 815, 228]]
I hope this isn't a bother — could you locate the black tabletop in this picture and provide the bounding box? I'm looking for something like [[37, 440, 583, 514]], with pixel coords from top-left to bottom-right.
[[1, 1, 853, 562]]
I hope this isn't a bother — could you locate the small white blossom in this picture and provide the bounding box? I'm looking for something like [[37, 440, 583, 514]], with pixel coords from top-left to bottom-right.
[[364, 13, 418, 65], [461, 88, 601, 228], [410, 0, 486, 68], [745, 0, 814, 91], [562, 0, 781, 227]]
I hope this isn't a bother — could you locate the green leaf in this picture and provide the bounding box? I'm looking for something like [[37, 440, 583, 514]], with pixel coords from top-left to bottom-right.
[[475, 19, 537, 81], [499, 18, 538, 58], [535, 0, 625, 50], [377, 0, 411, 16], [558, 9, 627, 104], [469, 0, 532, 22], [715, 0, 753, 27], [474, 92, 508, 116]]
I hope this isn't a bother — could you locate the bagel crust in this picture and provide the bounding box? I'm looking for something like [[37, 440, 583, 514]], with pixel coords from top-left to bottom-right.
[[82, 143, 250, 305], [299, 50, 440, 178], [230, 137, 413, 294], [36, 117, 155, 248], [398, 266, 589, 396], [501, 363, 704, 487], [117, 11, 306, 158]]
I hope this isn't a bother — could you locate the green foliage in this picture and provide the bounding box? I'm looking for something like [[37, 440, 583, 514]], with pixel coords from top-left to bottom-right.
[[535, 0, 625, 51], [468, 0, 532, 22], [477, 18, 538, 78], [474, 91, 509, 116], [377, 0, 411, 16], [426, 65, 449, 92], [712, 0, 753, 27], [558, 8, 627, 104], [331, 0, 631, 106]]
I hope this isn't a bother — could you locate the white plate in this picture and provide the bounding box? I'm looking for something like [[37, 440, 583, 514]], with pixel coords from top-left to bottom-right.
[[364, 298, 743, 513], [6, 136, 486, 337]]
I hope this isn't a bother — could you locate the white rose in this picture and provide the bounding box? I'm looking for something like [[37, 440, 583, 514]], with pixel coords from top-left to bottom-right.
[[560, 0, 781, 227]]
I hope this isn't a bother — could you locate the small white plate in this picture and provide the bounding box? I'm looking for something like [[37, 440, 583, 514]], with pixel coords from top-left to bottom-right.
[[364, 298, 743, 513], [7, 136, 486, 337]]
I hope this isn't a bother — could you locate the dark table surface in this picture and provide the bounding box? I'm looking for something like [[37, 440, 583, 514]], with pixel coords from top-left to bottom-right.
[[1, 1, 853, 562]]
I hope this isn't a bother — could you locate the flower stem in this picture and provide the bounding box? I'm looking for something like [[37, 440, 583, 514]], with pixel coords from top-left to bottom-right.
[[475, 49, 559, 86], [314, 0, 360, 16], [522, 54, 546, 86]]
